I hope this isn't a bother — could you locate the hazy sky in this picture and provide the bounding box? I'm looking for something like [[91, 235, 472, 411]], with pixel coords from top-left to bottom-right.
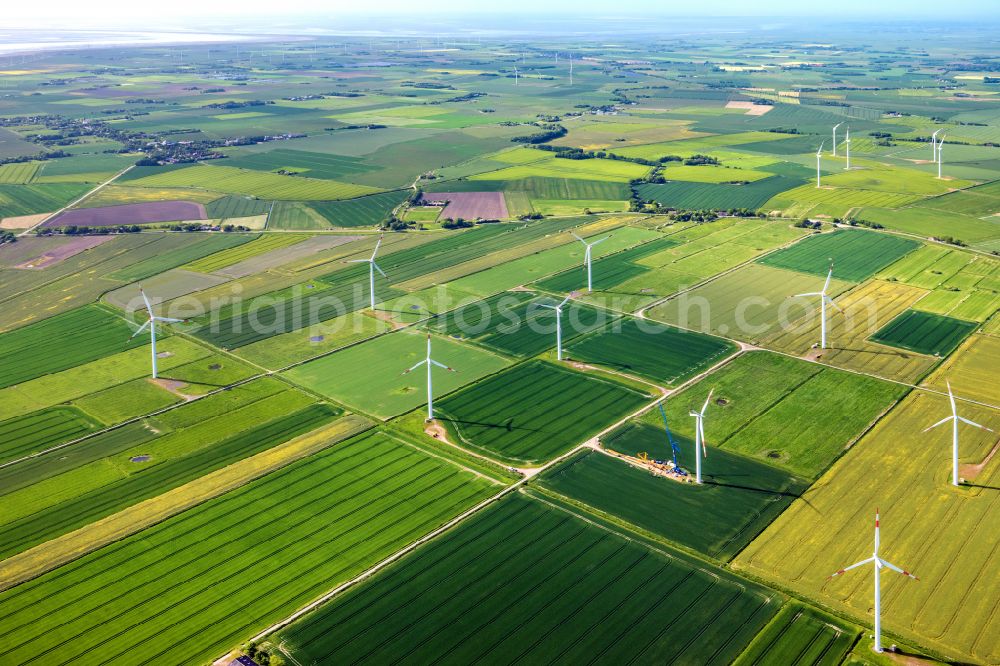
[[10, 0, 1000, 23]]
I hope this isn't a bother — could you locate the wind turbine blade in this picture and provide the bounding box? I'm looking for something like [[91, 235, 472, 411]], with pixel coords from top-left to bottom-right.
[[823, 262, 833, 293], [372, 261, 387, 277], [923, 415, 954, 432], [128, 319, 151, 341], [402, 360, 426, 374], [947, 380, 957, 415], [347, 259, 368, 263], [879, 558, 919, 580], [700, 388, 714, 415], [538, 304, 557, 310], [571, 231, 585, 243], [828, 557, 875, 578], [793, 292, 822, 298], [826, 296, 845, 314], [371, 235, 383, 260], [139, 287, 153, 313], [591, 235, 611, 246], [958, 416, 992, 431], [559, 295, 571, 308], [700, 420, 707, 457], [154, 317, 184, 324]]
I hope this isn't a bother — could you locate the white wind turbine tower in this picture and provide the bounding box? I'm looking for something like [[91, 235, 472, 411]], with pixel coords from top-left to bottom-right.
[[931, 128, 941, 161], [572, 232, 610, 292], [540, 295, 571, 360], [569, 56, 573, 85], [402, 334, 456, 421], [844, 126, 852, 170], [816, 141, 825, 188], [828, 510, 918, 654], [924, 381, 992, 486], [348, 236, 385, 310], [129, 287, 183, 380], [513, 65, 519, 86], [794, 260, 843, 349], [936, 135, 946, 179], [832, 122, 843, 157], [689, 389, 713, 484]]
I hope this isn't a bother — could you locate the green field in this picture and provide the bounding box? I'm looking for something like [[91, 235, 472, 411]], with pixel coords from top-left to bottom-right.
[[758, 229, 919, 282], [0, 406, 102, 465], [278, 493, 781, 665], [126, 164, 381, 201], [0, 305, 147, 389], [204, 195, 272, 219], [636, 176, 803, 211], [284, 330, 512, 419], [654, 351, 905, 479], [105, 233, 253, 281], [183, 233, 308, 272], [0, 183, 90, 217], [565, 318, 735, 386], [437, 360, 652, 465], [308, 190, 409, 227], [0, 394, 337, 560], [0, 162, 40, 184], [734, 604, 859, 666], [541, 446, 807, 560], [426, 291, 616, 358], [221, 148, 377, 180], [0, 429, 498, 665], [534, 235, 679, 292], [870, 309, 978, 356]]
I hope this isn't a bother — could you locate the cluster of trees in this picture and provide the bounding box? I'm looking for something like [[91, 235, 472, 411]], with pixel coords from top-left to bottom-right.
[[510, 124, 567, 144], [533, 144, 660, 167], [0, 230, 17, 244], [795, 219, 823, 229], [38, 225, 143, 236], [839, 217, 885, 230], [933, 235, 968, 247], [683, 154, 720, 166], [441, 218, 474, 229], [243, 642, 284, 666]]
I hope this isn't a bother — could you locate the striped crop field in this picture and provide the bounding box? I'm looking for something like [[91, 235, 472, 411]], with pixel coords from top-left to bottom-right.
[[0, 162, 40, 184], [534, 235, 680, 293], [126, 164, 381, 201], [437, 360, 652, 465], [636, 176, 802, 211], [183, 233, 311, 273], [757, 229, 920, 282], [733, 603, 859, 666], [734, 391, 1000, 664], [565, 318, 736, 386], [277, 493, 781, 665], [0, 406, 102, 465], [0, 401, 341, 560], [0, 430, 499, 665], [870, 309, 977, 357], [426, 291, 616, 359], [540, 447, 807, 561], [0, 305, 147, 389]]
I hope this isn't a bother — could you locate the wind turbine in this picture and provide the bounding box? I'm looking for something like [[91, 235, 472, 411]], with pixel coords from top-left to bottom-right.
[[828, 510, 918, 654], [569, 56, 573, 85], [513, 65, 519, 86], [816, 141, 825, 188], [793, 260, 843, 349], [689, 389, 713, 484], [348, 236, 385, 310], [924, 381, 992, 486], [402, 334, 456, 421], [658, 404, 683, 472], [540, 295, 571, 361], [931, 128, 941, 161], [832, 122, 843, 157], [128, 287, 183, 380], [572, 232, 610, 292], [936, 135, 946, 179], [844, 126, 851, 170]]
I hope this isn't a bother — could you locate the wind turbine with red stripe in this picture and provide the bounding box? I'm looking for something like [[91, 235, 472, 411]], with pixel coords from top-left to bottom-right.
[[828, 509, 918, 654]]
